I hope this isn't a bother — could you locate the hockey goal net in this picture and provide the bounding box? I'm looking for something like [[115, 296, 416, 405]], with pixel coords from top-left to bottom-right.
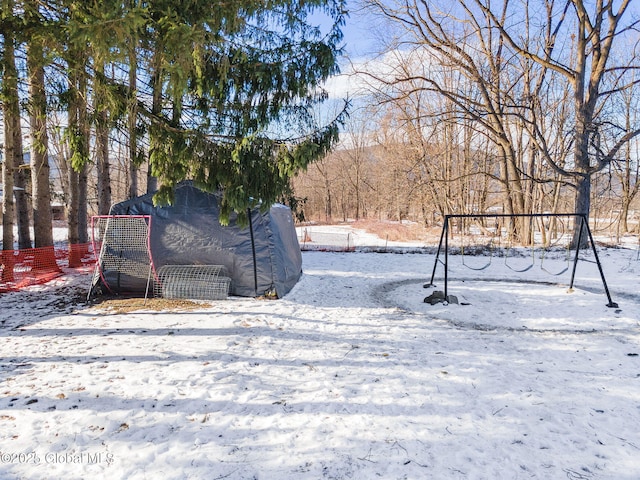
[[88, 215, 155, 299]]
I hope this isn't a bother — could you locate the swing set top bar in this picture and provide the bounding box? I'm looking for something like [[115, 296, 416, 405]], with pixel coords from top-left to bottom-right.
[[444, 213, 585, 219], [428, 213, 618, 308]]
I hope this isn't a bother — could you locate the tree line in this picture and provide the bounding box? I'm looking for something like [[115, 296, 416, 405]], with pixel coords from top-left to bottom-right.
[[295, 0, 640, 246], [0, 0, 346, 257], [2, 0, 638, 255]]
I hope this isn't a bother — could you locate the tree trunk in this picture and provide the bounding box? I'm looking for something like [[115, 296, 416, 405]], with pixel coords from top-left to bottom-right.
[[66, 159, 88, 264], [27, 41, 55, 250], [147, 48, 162, 194], [77, 72, 89, 244], [78, 163, 88, 243], [128, 39, 139, 199], [67, 166, 80, 246], [572, 172, 591, 248], [0, 24, 28, 250], [67, 72, 80, 249], [1, 152, 15, 253], [14, 166, 32, 249], [2, 26, 18, 253], [570, 112, 592, 248], [96, 114, 112, 214], [324, 174, 332, 221], [95, 62, 112, 213], [66, 55, 90, 267], [26, 37, 60, 276]]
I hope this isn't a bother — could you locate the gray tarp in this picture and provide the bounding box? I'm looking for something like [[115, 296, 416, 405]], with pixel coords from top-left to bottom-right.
[[102, 182, 302, 298]]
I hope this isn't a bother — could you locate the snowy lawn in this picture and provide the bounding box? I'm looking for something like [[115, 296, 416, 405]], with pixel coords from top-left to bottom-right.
[[1, 247, 639, 479]]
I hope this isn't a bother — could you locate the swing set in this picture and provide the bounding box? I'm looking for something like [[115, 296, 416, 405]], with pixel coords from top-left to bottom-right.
[[426, 213, 618, 308], [458, 215, 571, 274]]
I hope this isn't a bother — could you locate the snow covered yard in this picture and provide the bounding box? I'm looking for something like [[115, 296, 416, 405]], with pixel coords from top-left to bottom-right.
[[1, 247, 639, 479]]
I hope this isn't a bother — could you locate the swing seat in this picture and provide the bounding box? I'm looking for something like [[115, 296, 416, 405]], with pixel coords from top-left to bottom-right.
[[462, 257, 492, 271], [540, 265, 569, 276], [460, 241, 494, 271], [540, 250, 570, 276], [504, 260, 534, 273]]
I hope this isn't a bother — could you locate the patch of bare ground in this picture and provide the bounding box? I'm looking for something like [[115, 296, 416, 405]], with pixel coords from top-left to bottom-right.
[[352, 219, 441, 244], [88, 297, 206, 314]]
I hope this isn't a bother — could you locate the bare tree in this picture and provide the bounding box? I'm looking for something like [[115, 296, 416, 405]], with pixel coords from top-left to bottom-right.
[[336, 109, 378, 220], [611, 76, 640, 236], [293, 153, 338, 222], [470, 0, 640, 245], [358, 4, 530, 238], [362, 0, 640, 245]]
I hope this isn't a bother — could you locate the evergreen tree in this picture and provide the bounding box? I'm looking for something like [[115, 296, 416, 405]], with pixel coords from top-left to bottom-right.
[[1, 0, 32, 251], [137, 0, 348, 223], [24, 0, 56, 251], [1, 0, 347, 246]]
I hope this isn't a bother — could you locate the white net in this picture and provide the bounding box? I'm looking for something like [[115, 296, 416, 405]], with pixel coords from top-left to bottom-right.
[[298, 228, 354, 251], [154, 265, 231, 300], [89, 215, 154, 297]]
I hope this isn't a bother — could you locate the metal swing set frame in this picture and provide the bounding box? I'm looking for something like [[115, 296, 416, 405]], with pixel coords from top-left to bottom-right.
[[426, 213, 618, 308]]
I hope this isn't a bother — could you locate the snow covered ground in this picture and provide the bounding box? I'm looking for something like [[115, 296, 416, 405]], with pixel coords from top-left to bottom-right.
[[1, 234, 639, 479]]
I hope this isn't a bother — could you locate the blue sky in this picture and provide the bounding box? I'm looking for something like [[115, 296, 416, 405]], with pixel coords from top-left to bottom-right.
[[310, 3, 389, 102], [311, 3, 383, 62], [339, 7, 380, 60]]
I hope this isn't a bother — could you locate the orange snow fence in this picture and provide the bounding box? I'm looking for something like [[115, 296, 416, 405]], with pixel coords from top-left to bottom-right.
[[0, 243, 96, 293]]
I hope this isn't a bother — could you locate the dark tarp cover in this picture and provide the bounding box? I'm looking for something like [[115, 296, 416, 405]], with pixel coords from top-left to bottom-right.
[[105, 182, 302, 298]]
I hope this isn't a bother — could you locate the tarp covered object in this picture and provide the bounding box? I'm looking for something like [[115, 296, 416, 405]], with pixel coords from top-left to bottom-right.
[[105, 182, 302, 298]]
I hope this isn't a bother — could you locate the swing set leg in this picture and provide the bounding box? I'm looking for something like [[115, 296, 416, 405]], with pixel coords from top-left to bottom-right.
[[424, 290, 459, 305]]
